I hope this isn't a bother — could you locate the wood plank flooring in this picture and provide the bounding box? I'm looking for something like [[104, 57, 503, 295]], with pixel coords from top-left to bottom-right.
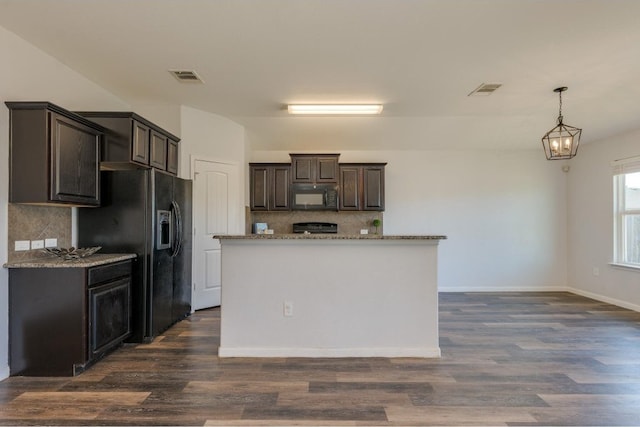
[[1, 292, 640, 426]]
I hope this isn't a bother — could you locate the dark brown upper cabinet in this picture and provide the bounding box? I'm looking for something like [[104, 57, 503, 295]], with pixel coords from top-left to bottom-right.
[[149, 130, 168, 170], [290, 154, 339, 183], [167, 140, 179, 175], [339, 163, 386, 211], [250, 163, 291, 211], [131, 120, 150, 165], [339, 165, 362, 210], [6, 102, 103, 207], [76, 111, 180, 175]]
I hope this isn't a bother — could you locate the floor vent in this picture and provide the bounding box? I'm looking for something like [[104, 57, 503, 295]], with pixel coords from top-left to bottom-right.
[[468, 83, 502, 96], [169, 70, 204, 83]]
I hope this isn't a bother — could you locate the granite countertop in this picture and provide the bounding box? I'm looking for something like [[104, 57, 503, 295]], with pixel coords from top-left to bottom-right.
[[215, 234, 447, 240], [3, 253, 137, 269]]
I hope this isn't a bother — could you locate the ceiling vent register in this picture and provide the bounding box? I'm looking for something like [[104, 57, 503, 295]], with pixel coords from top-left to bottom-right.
[[468, 83, 502, 96], [169, 70, 204, 83]]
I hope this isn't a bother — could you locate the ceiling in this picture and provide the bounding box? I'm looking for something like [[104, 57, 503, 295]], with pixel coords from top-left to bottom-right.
[[2, 0, 640, 152]]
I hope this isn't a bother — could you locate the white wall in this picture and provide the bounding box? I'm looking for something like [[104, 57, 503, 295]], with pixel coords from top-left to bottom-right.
[[180, 106, 246, 177], [567, 129, 640, 311], [180, 106, 247, 234], [0, 25, 130, 380], [251, 149, 569, 292]]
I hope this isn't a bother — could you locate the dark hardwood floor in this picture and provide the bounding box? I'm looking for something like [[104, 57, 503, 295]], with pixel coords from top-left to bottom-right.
[[1, 292, 640, 426]]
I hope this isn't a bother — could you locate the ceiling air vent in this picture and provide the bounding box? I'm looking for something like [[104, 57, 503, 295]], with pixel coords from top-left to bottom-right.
[[468, 83, 502, 96], [169, 70, 204, 83]]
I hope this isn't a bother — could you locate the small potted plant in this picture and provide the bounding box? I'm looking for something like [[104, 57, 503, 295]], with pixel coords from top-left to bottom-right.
[[372, 218, 381, 235]]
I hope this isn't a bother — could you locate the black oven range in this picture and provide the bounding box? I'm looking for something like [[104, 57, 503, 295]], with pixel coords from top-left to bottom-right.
[[292, 222, 338, 234]]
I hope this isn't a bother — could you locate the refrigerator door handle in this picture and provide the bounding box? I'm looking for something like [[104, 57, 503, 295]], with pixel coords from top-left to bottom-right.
[[171, 200, 182, 258]]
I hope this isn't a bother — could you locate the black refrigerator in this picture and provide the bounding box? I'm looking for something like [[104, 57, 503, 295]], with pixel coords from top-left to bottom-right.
[[78, 169, 192, 342]]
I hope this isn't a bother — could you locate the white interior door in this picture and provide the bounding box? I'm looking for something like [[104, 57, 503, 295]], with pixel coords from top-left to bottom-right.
[[192, 159, 240, 310]]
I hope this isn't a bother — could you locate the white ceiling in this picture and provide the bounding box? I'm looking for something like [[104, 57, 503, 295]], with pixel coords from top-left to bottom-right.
[[2, 0, 640, 152]]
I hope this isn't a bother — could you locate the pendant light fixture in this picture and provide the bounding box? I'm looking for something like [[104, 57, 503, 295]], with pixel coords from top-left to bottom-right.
[[541, 87, 582, 160]]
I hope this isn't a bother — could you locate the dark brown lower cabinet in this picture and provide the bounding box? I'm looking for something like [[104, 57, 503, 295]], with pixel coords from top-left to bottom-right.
[[8, 259, 132, 376]]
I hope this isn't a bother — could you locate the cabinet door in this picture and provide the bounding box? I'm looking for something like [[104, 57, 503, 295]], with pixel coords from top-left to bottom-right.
[[316, 156, 339, 182], [292, 156, 314, 182], [89, 277, 131, 357], [271, 166, 291, 210], [291, 155, 339, 183], [50, 112, 100, 205], [339, 166, 361, 210], [167, 139, 179, 175], [250, 166, 269, 210], [150, 130, 168, 170], [131, 120, 150, 165], [363, 166, 385, 211]]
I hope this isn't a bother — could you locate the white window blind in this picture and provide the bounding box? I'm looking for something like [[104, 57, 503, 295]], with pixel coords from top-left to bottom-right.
[[612, 155, 640, 175]]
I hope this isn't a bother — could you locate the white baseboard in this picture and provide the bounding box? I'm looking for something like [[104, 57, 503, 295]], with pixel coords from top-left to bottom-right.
[[438, 286, 640, 313], [439, 285, 568, 293], [0, 365, 9, 381], [566, 287, 640, 313], [219, 347, 441, 358]]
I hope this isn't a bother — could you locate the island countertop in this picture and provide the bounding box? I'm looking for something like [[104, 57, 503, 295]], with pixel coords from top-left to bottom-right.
[[214, 234, 447, 240], [3, 253, 137, 269]]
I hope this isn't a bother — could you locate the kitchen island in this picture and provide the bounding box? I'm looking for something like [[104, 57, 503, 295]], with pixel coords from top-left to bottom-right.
[[216, 234, 446, 358]]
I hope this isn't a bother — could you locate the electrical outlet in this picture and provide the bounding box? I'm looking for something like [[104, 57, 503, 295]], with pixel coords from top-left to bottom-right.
[[31, 240, 45, 249], [593, 267, 600, 277], [283, 301, 294, 317], [15, 240, 30, 251], [45, 238, 58, 248]]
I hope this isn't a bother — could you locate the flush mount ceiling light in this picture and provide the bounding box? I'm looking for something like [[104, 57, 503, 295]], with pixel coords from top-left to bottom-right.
[[287, 104, 383, 115], [541, 87, 582, 160]]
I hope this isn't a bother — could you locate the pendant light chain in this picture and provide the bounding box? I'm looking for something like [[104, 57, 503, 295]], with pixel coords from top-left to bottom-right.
[[558, 90, 562, 114], [557, 88, 563, 124]]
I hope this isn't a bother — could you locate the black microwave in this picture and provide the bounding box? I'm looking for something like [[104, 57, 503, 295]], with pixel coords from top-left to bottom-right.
[[291, 183, 338, 210]]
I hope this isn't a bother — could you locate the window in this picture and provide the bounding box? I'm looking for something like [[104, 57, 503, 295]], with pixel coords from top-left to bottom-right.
[[613, 157, 640, 266]]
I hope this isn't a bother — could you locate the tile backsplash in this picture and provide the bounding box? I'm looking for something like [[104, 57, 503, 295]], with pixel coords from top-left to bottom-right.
[[8, 204, 383, 260], [249, 210, 383, 235], [7, 204, 72, 263]]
